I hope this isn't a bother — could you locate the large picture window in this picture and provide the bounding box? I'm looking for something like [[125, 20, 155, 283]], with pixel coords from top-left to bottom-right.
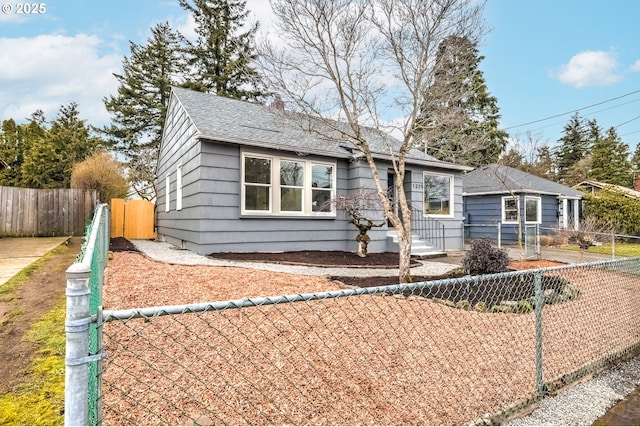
[[423, 173, 453, 217], [242, 153, 335, 216]]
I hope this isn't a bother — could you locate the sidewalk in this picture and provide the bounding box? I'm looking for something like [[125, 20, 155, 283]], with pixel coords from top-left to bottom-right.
[[130, 239, 461, 278], [0, 236, 70, 287]]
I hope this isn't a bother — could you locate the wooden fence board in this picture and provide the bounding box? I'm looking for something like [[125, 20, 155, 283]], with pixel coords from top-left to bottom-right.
[[0, 186, 97, 237], [111, 198, 125, 238]]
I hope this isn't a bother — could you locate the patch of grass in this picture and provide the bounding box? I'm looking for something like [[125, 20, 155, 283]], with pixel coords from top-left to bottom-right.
[[0, 299, 66, 426], [563, 242, 640, 257]]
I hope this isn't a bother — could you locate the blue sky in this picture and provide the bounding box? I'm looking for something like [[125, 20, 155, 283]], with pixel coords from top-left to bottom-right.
[[1, 0, 639, 152]]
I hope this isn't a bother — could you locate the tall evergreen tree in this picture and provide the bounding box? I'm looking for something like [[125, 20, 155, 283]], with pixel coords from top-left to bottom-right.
[[180, 0, 266, 100], [590, 126, 632, 187], [418, 35, 508, 167], [21, 104, 100, 188], [0, 119, 26, 186], [0, 112, 47, 187], [631, 142, 640, 173], [555, 113, 591, 184], [103, 22, 186, 199]]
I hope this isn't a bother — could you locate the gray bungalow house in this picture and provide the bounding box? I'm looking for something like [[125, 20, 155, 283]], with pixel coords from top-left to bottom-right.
[[155, 87, 472, 255], [463, 164, 583, 243]]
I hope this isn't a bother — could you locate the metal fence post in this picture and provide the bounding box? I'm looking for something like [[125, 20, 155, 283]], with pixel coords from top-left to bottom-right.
[[534, 270, 545, 398], [65, 262, 92, 427], [611, 233, 615, 259]]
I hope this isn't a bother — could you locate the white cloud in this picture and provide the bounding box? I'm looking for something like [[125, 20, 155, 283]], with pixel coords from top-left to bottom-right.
[[550, 50, 620, 88], [0, 33, 121, 125], [630, 59, 640, 72]]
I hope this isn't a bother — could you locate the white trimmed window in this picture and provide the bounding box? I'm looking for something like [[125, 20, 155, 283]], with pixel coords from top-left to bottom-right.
[[242, 153, 335, 216], [165, 175, 170, 212], [502, 196, 519, 224], [525, 196, 542, 224], [176, 164, 183, 211], [423, 172, 453, 217]]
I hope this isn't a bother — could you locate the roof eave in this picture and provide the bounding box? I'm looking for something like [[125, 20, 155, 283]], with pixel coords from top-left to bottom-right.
[[196, 133, 473, 171], [463, 189, 582, 199]]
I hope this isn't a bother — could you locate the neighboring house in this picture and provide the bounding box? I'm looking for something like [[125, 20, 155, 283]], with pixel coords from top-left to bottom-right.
[[155, 87, 472, 255], [574, 179, 640, 200], [463, 164, 583, 243]]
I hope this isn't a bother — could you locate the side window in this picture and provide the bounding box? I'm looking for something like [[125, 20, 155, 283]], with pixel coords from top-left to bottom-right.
[[176, 164, 183, 211], [244, 156, 272, 212], [502, 196, 519, 223], [525, 196, 541, 223], [165, 175, 170, 212], [311, 164, 334, 212]]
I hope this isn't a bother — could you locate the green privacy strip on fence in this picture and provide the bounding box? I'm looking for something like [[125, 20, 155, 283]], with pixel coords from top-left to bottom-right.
[[72, 203, 109, 426]]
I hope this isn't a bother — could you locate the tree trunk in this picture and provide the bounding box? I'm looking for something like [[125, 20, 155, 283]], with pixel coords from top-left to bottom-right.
[[357, 240, 367, 257], [396, 226, 412, 282]]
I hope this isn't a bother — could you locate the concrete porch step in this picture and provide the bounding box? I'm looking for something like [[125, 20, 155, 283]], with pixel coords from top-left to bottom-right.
[[387, 231, 446, 259]]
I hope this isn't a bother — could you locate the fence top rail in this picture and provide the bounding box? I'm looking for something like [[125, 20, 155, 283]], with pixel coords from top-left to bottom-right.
[[539, 226, 640, 241], [79, 204, 107, 266], [101, 256, 640, 322]]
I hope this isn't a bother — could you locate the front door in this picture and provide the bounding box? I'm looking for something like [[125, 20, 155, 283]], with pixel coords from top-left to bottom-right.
[[387, 170, 396, 227]]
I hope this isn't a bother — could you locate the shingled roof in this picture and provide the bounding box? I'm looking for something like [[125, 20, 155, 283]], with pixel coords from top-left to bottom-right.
[[171, 87, 471, 171], [463, 164, 583, 198]]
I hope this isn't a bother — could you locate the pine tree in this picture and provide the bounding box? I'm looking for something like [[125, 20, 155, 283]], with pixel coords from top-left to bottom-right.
[[103, 22, 186, 199], [418, 35, 508, 166], [631, 143, 640, 172], [555, 113, 591, 184], [0, 119, 26, 186], [590, 126, 632, 187], [21, 104, 100, 188], [0, 112, 47, 187], [180, 0, 266, 100]]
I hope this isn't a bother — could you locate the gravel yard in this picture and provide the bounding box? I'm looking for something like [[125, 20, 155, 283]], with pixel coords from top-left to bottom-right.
[[101, 252, 640, 425]]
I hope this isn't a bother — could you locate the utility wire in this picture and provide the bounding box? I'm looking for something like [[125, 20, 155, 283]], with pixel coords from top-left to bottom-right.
[[505, 88, 640, 130]]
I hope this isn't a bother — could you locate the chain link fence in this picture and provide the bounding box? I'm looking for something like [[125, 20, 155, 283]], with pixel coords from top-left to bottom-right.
[[94, 257, 640, 425], [465, 224, 640, 264], [65, 203, 110, 426]]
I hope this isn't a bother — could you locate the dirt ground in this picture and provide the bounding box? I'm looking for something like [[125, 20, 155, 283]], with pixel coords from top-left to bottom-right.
[[0, 237, 80, 393], [207, 249, 420, 268]]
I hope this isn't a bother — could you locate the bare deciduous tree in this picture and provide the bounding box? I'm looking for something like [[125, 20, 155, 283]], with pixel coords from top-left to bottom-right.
[[259, 0, 485, 281], [330, 190, 386, 257]]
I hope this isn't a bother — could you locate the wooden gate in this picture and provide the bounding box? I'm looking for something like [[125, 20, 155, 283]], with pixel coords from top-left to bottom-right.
[[111, 199, 155, 239]]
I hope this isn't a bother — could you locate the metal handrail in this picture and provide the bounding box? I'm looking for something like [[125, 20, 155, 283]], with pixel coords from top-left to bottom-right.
[[410, 207, 445, 252]]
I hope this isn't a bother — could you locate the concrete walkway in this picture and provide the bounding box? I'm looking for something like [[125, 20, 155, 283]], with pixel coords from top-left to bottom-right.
[[130, 239, 462, 277], [0, 236, 71, 287]]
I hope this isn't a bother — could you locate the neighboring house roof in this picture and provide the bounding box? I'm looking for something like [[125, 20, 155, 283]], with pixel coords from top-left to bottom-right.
[[463, 164, 583, 199], [169, 87, 472, 171], [574, 179, 640, 200]]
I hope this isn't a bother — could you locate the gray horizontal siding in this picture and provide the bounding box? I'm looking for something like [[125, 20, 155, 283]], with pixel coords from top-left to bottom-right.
[[157, 100, 468, 253], [464, 193, 562, 243]]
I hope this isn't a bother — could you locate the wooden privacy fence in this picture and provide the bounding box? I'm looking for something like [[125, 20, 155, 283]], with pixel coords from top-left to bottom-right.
[[111, 199, 155, 239], [0, 186, 97, 237]]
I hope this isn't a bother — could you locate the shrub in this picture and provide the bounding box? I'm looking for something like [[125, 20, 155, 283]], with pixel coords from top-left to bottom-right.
[[462, 237, 510, 275], [71, 151, 129, 204]]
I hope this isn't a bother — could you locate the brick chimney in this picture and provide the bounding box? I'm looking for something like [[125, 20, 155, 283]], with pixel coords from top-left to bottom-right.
[[635, 174, 640, 191], [270, 94, 285, 111]]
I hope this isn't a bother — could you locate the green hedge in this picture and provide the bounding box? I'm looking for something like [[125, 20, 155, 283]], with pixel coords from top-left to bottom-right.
[[583, 188, 640, 236]]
